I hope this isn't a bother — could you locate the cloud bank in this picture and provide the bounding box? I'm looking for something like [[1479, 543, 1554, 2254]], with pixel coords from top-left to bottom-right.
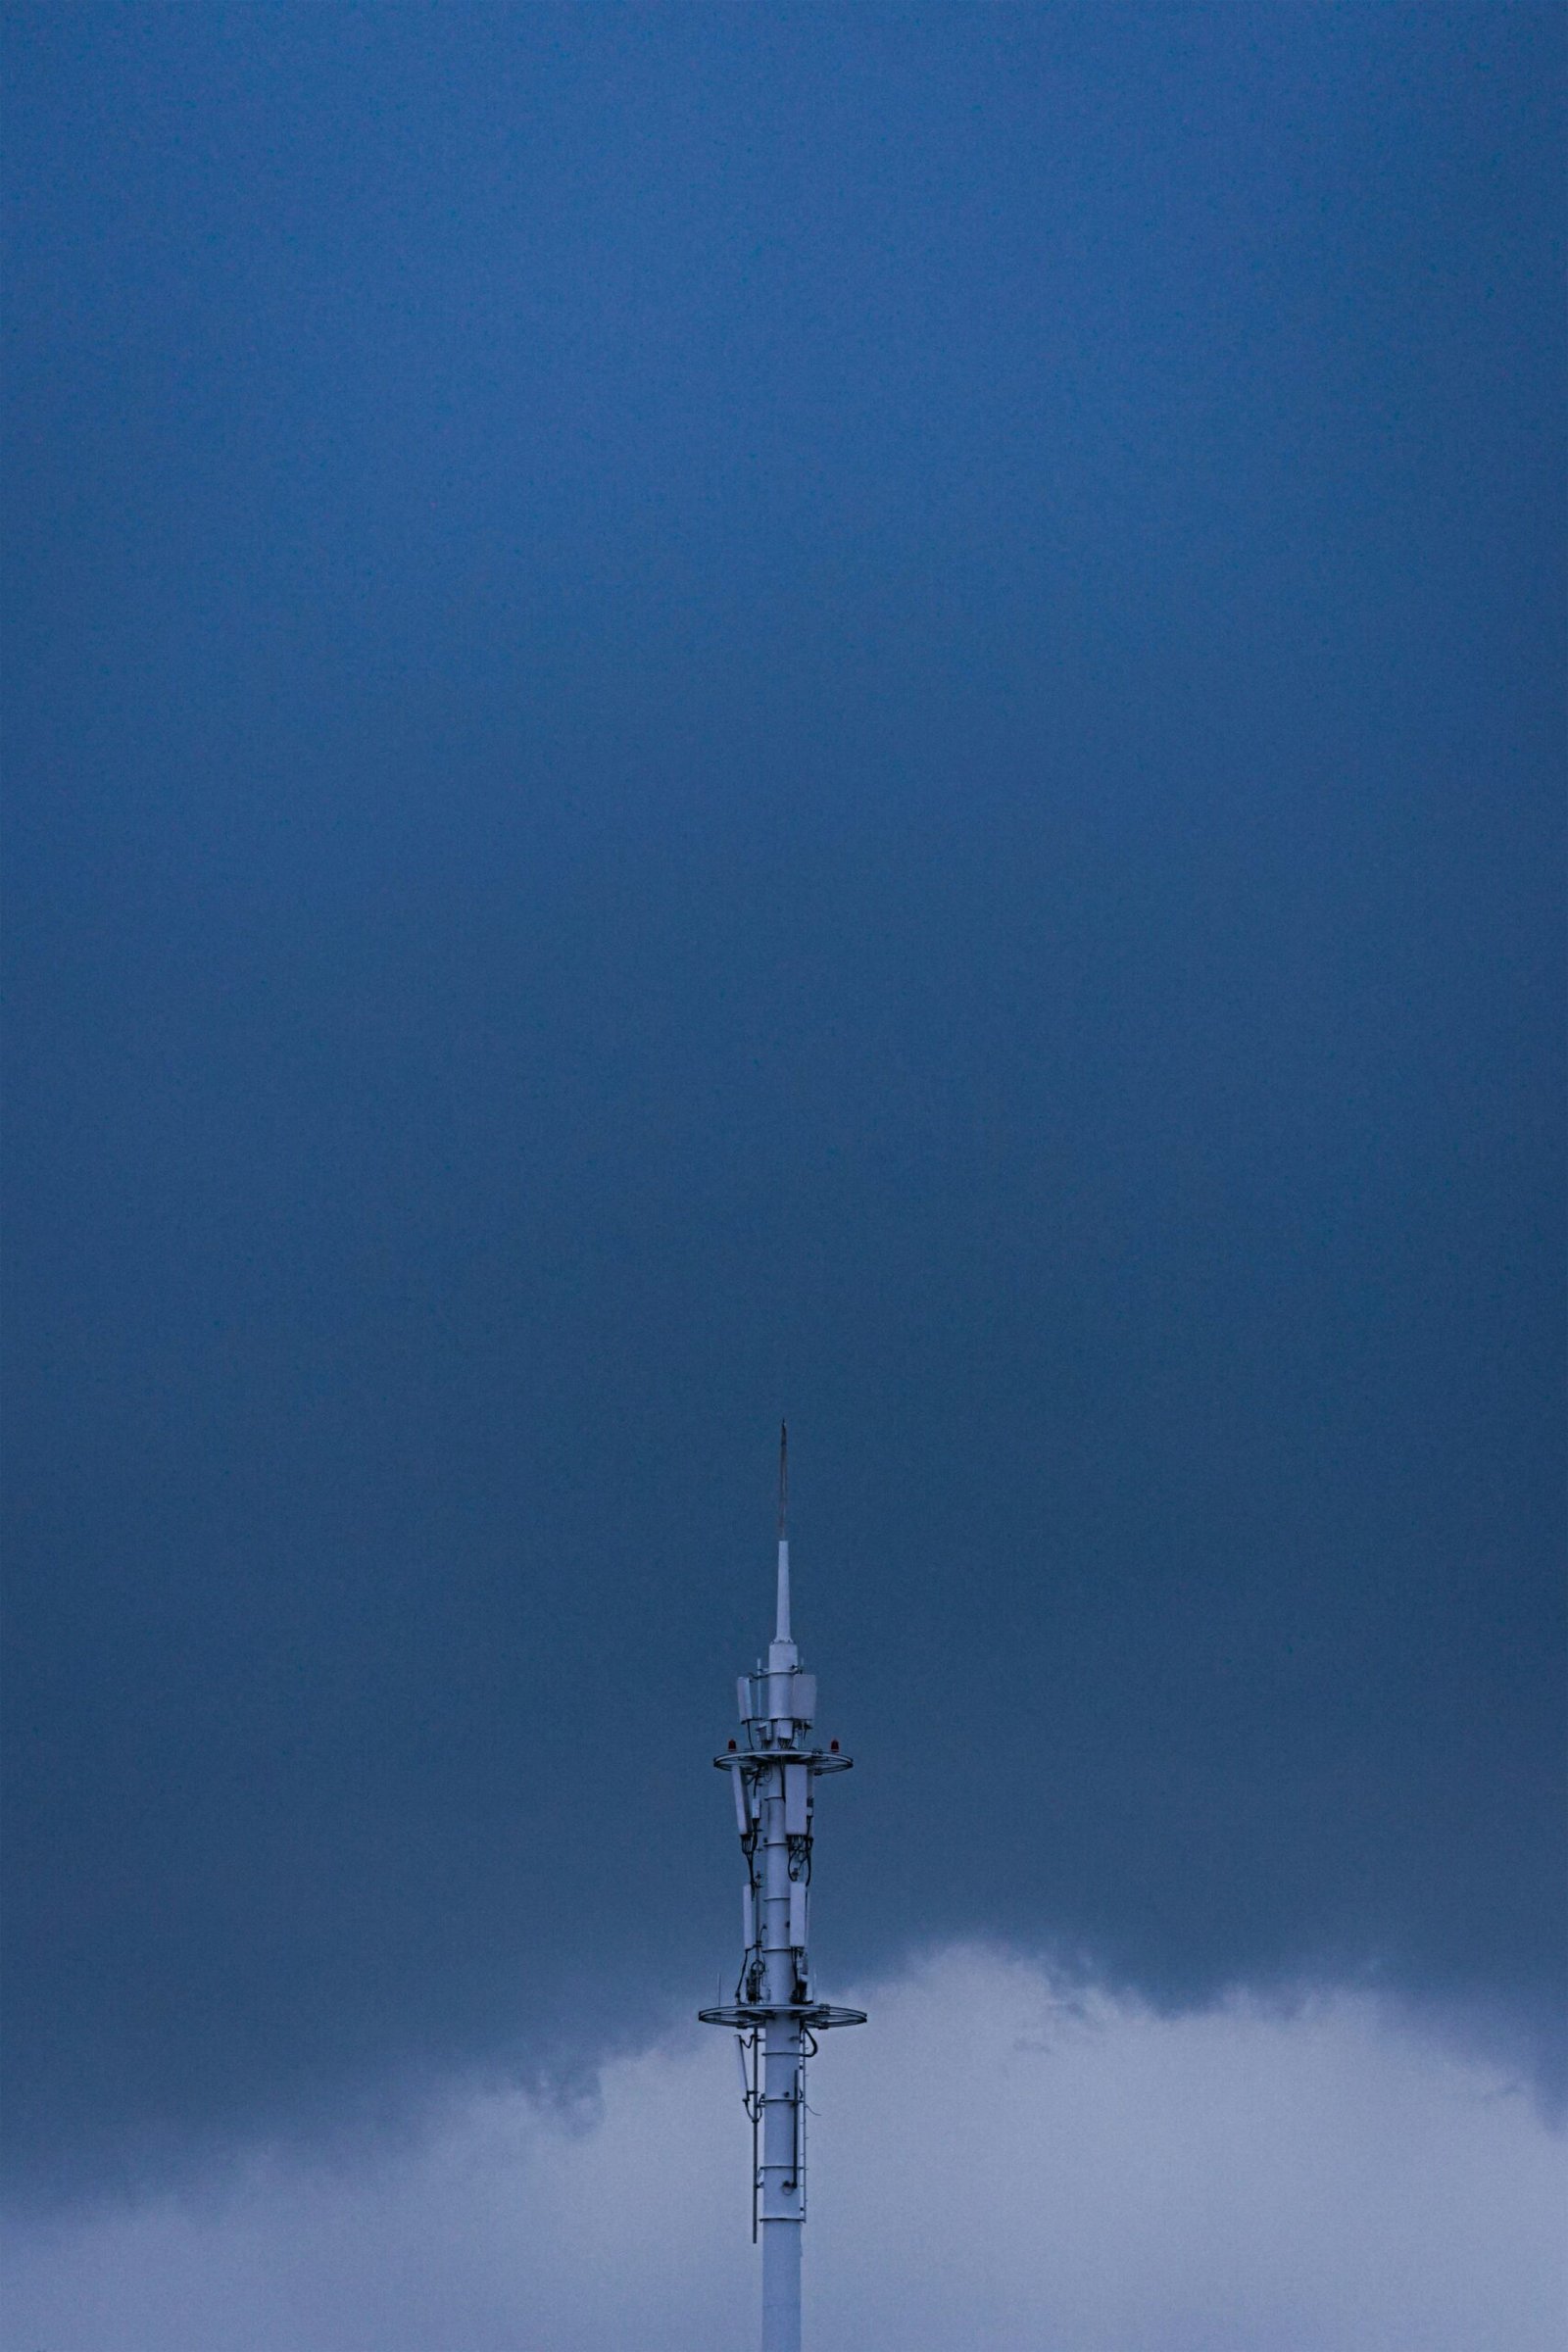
[[5, 1946, 1561, 2352]]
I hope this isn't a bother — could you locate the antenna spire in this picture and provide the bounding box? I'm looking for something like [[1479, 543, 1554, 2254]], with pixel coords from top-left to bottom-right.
[[775, 1420, 791, 1644]]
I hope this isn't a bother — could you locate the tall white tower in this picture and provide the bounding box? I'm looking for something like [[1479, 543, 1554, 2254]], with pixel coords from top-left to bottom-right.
[[700, 1427, 865, 2352]]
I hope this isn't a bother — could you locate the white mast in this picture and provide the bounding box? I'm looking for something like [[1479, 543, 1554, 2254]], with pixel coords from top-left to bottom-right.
[[700, 1425, 865, 2352]]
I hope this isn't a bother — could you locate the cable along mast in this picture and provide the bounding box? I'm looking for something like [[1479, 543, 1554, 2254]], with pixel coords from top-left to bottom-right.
[[699, 1427, 865, 2352]]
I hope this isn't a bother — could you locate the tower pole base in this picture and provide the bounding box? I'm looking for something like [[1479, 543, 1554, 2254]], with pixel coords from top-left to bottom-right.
[[760, 2219, 802, 2352]]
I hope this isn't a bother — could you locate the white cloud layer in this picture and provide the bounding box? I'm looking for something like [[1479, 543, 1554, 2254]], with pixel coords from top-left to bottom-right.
[[4, 1946, 1563, 2352]]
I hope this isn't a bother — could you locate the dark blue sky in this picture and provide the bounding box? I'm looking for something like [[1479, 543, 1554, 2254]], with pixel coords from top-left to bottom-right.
[[4, 3, 1563, 2199]]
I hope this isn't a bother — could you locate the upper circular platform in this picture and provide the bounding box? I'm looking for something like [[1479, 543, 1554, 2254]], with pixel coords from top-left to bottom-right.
[[712, 1747, 854, 1773]]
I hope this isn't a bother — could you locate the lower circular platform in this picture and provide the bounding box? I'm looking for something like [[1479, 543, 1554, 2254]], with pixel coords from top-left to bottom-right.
[[697, 2001, 867, 2031]]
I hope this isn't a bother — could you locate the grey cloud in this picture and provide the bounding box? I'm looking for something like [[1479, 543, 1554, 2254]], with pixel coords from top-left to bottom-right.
[[3, 1949, 1562, 2352]]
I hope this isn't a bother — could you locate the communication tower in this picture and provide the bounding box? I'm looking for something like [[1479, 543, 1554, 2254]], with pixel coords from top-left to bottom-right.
[[699, 1427, 865, 2352]]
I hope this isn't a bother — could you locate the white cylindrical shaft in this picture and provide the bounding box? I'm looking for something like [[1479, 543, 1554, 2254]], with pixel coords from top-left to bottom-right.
[[757, 1759, 805, 2350], [761, 2211, 802, 2352], [759, 2013, 803, 2222]]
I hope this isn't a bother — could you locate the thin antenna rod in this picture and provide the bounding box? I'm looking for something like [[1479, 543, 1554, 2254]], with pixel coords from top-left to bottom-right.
[[775, 1421, 791, 1645]]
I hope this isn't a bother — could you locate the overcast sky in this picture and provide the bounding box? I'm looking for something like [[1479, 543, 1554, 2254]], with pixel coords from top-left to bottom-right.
[[3, 3, 1563, 2340]]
